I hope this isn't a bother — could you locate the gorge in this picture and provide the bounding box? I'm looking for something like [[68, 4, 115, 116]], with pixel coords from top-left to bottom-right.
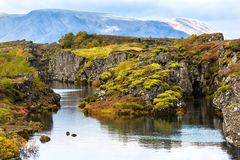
[[0, 32, 240, 159]]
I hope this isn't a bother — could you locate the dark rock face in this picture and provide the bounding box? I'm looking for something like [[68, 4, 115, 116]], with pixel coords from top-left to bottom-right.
[[45, 50, 137, 83], [213, 77, 240, 146], [4, 76, 61, 113], [48, 51, 85, 82]]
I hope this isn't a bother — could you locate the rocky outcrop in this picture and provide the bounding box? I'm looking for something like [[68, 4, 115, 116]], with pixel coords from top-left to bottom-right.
[[48, 51, 85, 82], [45, 50, 139, 83], [1, 76, 60, 113], [213, 76, 240, 146]]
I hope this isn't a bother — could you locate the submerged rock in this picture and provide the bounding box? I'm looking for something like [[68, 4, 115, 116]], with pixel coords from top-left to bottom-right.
[[71, 134, 77, 137], [40, 135, 51, 143], [66, 131, 70, 136]]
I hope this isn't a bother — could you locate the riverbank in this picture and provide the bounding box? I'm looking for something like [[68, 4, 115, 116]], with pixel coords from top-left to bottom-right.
[[27, 82, 240, 160], [0, 42, 60, 159]]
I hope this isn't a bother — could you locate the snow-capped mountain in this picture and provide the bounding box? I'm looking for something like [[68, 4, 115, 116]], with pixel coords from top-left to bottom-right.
[[0, 9, 212, 43], [165, 18, 213, 35]]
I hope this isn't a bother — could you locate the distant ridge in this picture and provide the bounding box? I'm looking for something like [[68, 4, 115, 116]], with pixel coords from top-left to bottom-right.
[[0, 9, 212, 43]]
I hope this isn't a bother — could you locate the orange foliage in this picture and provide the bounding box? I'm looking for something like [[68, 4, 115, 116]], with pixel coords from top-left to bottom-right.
[[15, 49, 24, 57], [83, 95, 143, 120], [91, 80, 101, 88], [222, 63, 240, 75]]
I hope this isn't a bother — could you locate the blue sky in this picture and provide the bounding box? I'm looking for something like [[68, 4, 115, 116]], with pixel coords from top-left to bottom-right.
[[0, 0, 239, 39]]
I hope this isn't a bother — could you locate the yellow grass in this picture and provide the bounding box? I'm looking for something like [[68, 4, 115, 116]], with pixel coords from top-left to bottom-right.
[[71, 43, 144, 61]]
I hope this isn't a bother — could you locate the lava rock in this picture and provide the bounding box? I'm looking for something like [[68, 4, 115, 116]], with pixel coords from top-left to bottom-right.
[[71, 134, 77, 137], [40, 135, 51, 143], [66, 131, 70, 136]]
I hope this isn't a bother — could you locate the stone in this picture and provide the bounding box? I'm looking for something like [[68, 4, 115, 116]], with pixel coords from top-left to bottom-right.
[[66, 131, 70, 136], [40, 135, 51, 143], [71, 134, 77, 137]]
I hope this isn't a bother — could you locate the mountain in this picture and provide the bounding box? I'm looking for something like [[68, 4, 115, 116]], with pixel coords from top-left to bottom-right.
[[0, 9, 211, 43], [165, 18, 213, 35]]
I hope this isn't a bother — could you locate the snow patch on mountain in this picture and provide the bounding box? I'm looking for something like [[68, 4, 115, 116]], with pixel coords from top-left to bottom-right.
[[98, 26, 120, 34], [165, 18, 213, 35]]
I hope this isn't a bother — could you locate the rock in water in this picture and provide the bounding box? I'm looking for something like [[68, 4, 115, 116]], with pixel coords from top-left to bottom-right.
[[66, 131, 70, 136], [71, 134, 77, 137], [40, 135, 51, 143]]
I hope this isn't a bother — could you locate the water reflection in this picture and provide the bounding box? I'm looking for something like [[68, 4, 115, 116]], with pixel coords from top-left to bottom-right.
[[25, 82, 240, 160]]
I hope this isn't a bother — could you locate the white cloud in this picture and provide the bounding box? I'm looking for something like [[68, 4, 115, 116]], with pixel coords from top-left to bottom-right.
[[98, 26, 120, 34]]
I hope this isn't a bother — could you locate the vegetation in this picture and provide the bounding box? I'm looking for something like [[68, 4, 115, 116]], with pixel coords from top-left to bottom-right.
[[153, 89, 183, 109], [72, 43, 144, 61], [214, 82, 231, 97], [100, 71, 112, 81], [59, 31, 145, 49], [0, 136, 21, 159], [0, 106, 13, 124], [167, 61, 180, 69], [0, 49, 35, 76]]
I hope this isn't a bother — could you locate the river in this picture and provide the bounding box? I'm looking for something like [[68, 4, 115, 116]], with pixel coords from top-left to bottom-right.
[[25, 81, 240, 160]]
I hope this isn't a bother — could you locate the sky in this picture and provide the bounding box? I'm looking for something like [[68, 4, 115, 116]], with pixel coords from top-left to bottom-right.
[[0, 0, 239, 39]]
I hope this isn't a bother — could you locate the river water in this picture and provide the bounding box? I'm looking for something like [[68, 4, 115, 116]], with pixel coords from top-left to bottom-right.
[[26, 82, 240, 160]]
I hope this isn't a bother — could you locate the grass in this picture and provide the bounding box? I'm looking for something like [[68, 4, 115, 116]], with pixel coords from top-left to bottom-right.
[[72, 43, 144, 61], [0, 49, 35, 76]]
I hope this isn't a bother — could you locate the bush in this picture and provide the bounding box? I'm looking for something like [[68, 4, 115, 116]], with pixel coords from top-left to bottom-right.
[[0, 136, 20, 159]]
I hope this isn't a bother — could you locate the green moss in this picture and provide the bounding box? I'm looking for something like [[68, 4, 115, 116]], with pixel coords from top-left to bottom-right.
[[111, 59, 137, 82], [33, 77, 47, 91], [129, 78, 145, 88], [226, 103, 238, 109], [100, 71, 112, 81], [148, 70, 170, 80], [153, 46, 169, 54], [143, 79, 162, 89], [143, 63, 161, 70], [214, 82, 231, 97], [138, 53, 156, 60], [101, 81, 128, 95], [113, 102, 144, 110], [167, 61, 181, 69], [0, 50, 35, 76], [0, 107, 13, 124], [153, 90, 183, 110], [72, 43, 143, 61], [171, 85, 185, 92]]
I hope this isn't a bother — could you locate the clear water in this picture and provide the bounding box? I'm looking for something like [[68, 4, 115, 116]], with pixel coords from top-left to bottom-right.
[[26, 82, 240, 160]]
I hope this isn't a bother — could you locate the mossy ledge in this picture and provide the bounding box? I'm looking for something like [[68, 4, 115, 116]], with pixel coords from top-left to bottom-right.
[[0, 41, 60, 159]]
